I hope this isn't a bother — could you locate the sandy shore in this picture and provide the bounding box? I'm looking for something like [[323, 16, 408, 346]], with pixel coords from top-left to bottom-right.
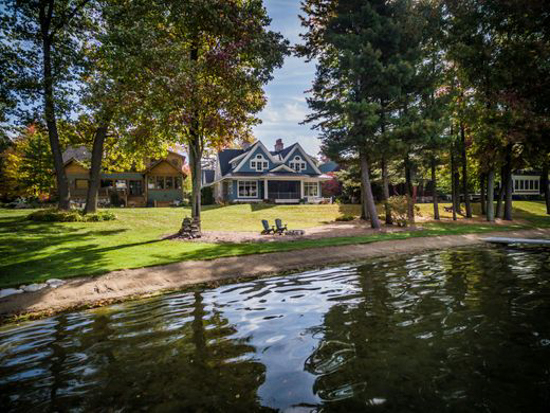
[[1, 227, 549, 322]]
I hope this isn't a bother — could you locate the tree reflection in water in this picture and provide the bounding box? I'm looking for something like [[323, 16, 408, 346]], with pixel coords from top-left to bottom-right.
[[306, 247, 550, 412], [1, 247, 549, 412]]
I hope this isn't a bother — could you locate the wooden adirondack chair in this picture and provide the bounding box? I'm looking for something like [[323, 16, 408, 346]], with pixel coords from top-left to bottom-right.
[[275, 219, 287, 235], [261, 220, 275, 235]]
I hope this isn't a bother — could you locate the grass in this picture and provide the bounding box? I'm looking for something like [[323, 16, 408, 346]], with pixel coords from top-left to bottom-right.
[[0, 201, 547, 288]]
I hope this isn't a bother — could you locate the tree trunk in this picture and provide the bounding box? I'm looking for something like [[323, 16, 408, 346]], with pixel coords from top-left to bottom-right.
[[360, 150, 380, 229], [41, 3, 70, 210], [185, 134, 202, 233], [431, 156, 439, 220], [181, 44, 202, 234], [486, 168, 495, 222], [450, 148, 457, 221], [381, 156, 392, 225], [480, 173, 486, 216], [495, 166, 505, 219], [460, 122, 472, 218], [360, 178, 369, 220], [379, 101, 391, 225], [454, 170, 461, 215], [84, 115, 111, 214], [542, 162, 550, 215], [503, 145, 513, 221], [404, 154, 415, 224]]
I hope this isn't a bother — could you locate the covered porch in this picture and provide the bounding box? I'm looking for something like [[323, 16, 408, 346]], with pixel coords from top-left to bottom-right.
[[263, 179, 322, 203]]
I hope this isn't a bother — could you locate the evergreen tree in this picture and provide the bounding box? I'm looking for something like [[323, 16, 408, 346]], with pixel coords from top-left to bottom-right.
[[300, 0, 424, 228]]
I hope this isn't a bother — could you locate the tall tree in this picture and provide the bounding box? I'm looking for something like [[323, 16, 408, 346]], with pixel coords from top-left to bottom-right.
[[1, 0, 95, 210], [300, 0, 424, 229], [114, 0, 287, 234]]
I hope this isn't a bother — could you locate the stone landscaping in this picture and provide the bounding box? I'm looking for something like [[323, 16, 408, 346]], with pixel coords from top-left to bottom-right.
[[0, 278, 66, 298]]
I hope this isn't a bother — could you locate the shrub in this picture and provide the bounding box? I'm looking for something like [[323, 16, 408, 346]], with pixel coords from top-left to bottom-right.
[[28, 209, 117, 222], [387, 195, 419, 227], [335, 214, 355, 222]]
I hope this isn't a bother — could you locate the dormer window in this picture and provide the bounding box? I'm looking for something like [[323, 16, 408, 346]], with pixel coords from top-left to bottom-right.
[[250, 154, 268, 172], [289, 156, 306, 172]]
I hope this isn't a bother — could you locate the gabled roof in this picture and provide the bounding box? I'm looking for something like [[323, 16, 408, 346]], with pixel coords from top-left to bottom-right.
[[232, 141, 278, 173], [214, 140, 323, 179], [218, 148, 244, 175], [62, 146, 91, 164], [145, 158, 183, 174], [270, 164, 295, 173], [280, 143, 323, 175]]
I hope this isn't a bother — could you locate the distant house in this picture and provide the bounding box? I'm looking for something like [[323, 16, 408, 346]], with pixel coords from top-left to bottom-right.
[[510, 170, 545, 197], [318, 160, 340, 174], [203, 139, 331, 203], [62, 146, 186, 207]]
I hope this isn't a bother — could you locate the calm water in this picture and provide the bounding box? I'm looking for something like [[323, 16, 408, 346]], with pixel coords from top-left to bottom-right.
[[1, 246, 550, 412]]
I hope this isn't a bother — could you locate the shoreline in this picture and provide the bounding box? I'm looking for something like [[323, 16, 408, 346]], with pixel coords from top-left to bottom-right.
[[1, 227, 549, 324]]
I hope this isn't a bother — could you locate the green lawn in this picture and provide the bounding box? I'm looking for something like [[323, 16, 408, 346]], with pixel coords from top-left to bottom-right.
[[0, 201, 547, 288]]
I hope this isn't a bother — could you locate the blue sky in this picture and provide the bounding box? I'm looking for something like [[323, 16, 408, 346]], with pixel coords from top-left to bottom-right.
[[252, 0, 319, 155]]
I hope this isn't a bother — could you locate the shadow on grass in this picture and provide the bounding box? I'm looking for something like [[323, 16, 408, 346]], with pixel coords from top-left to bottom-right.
[[0, 237, 165, 287], [511, 201, 550, 227], [0, 212, 133, 287], [249, 203, 278, 212]]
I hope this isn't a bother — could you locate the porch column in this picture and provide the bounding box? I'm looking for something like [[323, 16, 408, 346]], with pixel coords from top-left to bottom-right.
[[264, 179, 268, 200], [300, 180, 304, 199]]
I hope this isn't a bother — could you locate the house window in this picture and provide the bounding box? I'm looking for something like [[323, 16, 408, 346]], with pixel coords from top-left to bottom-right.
[[129, 180, 143, 195], [149, 176, 181, 190], [75, 179, 89, 189], [304, 182, 319, 197], [156, 177, 165, 189], [165, 176, 174, 189], [534, 179, 539, 190], [250, 154, 268, 172], [289, 156, 306, 172], [238, 180, 258, 198]]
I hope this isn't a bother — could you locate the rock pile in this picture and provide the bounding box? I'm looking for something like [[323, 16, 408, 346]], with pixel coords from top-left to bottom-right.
[[179, 217, 201, 239]]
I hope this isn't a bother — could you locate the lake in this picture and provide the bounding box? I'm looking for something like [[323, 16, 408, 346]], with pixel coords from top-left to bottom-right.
[[1, 246, 549, 412]]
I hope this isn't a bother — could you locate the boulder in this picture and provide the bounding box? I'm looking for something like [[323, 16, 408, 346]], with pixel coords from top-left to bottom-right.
[[46, 279, 65, 288], [0, 288, 24, 299], [22, 283, 48, 293]]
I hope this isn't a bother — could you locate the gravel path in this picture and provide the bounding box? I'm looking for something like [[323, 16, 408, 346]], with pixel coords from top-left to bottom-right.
[[1, 227, 548, 322]]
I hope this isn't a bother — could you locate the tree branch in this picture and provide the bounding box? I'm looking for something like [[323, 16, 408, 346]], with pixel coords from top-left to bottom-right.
[[49, 0, 92, 39]]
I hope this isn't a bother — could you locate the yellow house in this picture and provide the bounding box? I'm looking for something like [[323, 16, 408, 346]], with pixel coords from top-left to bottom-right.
[[62, 146, 187, 207]]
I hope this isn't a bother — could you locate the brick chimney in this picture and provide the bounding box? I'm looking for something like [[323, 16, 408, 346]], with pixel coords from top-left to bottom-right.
[[274, 139, 284, 152]]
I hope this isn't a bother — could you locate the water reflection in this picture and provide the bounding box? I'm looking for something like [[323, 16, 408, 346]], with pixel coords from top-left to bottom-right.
[[1, 246, 549, 412]]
